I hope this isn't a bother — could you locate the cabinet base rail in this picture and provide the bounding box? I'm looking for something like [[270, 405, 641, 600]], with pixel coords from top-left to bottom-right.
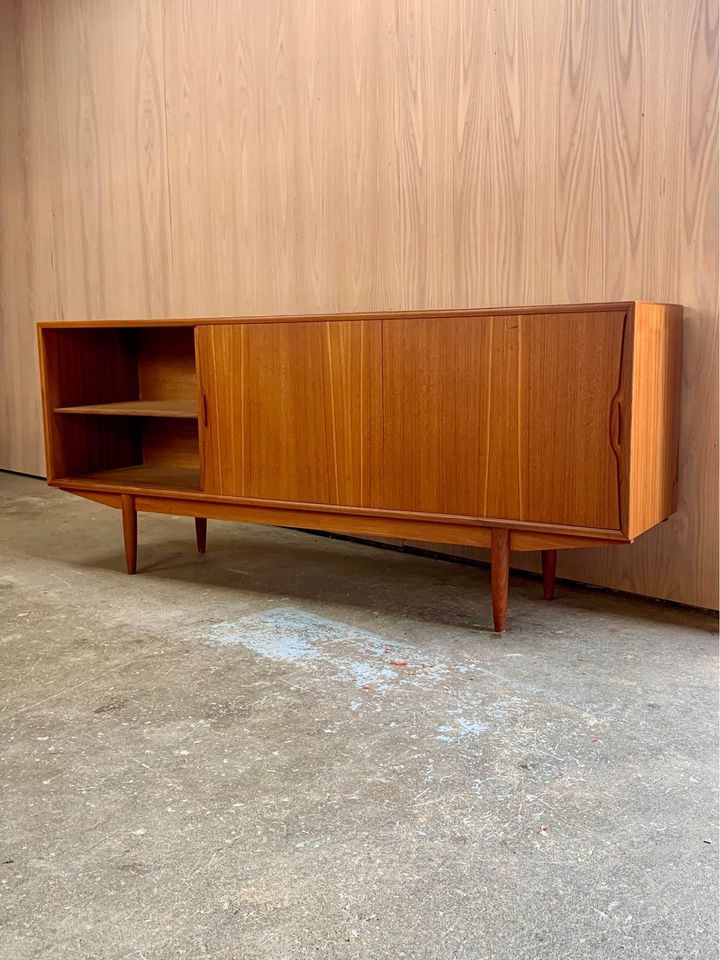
[[73, 488, 576, 633]]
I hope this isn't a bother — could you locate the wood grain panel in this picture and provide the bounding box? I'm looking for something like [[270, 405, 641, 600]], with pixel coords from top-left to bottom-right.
[[380, 316, 491, 516], [381, 312, 626, 529], [142, 419, 199, 469], [196, 321, 382, 505], [39, 0, 171, 321], [0, 0, 716, 606], [54, 400, 197, 418], [137, 329, 197, 402], [65, 491, 613, 553], [627, 302, 683, 539], [0, 0, 56, 475], [517, 312, 627, 529], [61, 464, 200, 492]]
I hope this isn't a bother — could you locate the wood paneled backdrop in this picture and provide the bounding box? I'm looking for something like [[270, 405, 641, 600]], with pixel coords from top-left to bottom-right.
[[1, 0, 717, 608]]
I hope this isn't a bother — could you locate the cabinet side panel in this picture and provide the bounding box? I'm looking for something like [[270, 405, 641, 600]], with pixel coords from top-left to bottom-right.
[[628, 303, 683, 538], [37, 326, 57, 480]]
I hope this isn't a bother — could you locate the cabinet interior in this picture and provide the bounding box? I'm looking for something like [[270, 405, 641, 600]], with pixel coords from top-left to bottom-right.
[[42, 327, 200, 490]]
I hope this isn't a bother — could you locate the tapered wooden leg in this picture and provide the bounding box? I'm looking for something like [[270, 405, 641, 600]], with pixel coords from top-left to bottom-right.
[[120, 494, 137, 575], [541, 549, 557, 601], [490, 528, 511, 632], [195, 517, 207, 554]]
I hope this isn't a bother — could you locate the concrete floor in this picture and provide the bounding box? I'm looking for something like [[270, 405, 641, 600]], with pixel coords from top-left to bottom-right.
[[0, 472, 717, 960]]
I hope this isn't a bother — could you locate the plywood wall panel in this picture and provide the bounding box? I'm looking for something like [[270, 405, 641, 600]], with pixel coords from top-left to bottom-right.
[[0, 0, 717, 607], [0, 0, 56, 475], [39, 0, 172, 320]]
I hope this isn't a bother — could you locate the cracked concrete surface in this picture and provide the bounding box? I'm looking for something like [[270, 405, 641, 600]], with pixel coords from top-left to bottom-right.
[[0, 472, 717, 959]]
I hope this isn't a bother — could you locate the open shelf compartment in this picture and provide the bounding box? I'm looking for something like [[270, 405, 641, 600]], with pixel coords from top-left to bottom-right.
[[40, 326, 201, 490]]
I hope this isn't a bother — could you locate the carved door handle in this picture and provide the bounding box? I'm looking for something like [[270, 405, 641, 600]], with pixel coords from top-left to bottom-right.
[[610, 395, 622, 452]]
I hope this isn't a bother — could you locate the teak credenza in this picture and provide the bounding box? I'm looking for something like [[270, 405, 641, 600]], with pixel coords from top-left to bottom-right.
[[38, 302, 682, 632]]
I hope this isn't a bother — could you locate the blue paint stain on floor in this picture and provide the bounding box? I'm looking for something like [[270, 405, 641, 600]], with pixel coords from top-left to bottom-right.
[[454, 714, 489, 735], [208, 607, 505, 752], [211, 615, 319, 663], [205, 606, 606, 786], [437, 710, 490, 742], [209, 607, 417, 691], [209, 608, 514, 741]]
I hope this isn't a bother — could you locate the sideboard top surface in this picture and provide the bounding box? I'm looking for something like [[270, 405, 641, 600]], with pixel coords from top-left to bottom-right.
[[37, 300, 680, 329]]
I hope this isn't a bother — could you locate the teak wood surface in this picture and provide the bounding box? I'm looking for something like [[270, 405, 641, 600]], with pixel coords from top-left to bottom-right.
[[380, 311, 626, 528], [37, 301, 682, 631], [54, 400, 197, 418], [195, 320, 382, 505]]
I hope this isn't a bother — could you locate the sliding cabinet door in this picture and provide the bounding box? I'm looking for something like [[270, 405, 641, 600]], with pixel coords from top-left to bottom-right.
[[196, 321, 382, 506], [379, 312, 628, 531]]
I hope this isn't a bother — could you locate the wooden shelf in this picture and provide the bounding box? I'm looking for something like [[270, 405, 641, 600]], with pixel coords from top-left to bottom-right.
[[54, 399, 198, 419], [56, 464, 201, 493]]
